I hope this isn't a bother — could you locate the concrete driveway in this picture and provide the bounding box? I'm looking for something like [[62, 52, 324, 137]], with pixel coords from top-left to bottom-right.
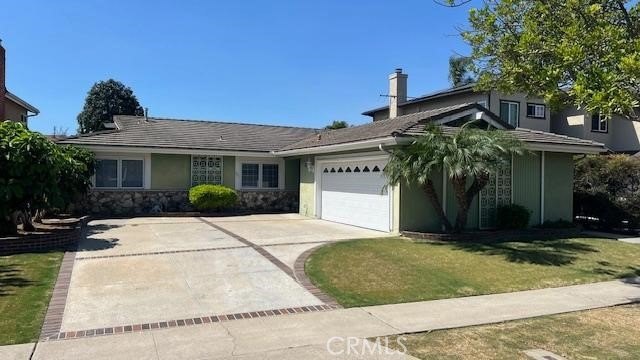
[[58, 214, 385, 335]]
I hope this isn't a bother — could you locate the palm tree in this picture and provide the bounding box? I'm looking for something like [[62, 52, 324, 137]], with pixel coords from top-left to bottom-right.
[[384, 124, 524, 232]]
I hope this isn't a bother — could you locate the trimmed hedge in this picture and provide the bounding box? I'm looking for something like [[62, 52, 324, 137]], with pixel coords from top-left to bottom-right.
[[188, 185, 237, 211], [496, 204, 531, 229]]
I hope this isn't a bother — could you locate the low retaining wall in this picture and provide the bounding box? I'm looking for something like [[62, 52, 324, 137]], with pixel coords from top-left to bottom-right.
[[402, 227, 581, 242], [0, 217, 89, 255], [71, 190, 299, 216]]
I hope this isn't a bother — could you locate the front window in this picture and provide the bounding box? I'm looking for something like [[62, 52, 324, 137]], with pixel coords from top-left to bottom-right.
[[240, 163, 280, 189], [94, 158, 144, 188], [241, 164, 259, 187], [591, 113, 608, 133], [122, 160, 143, 188], [526, 103, 546, 119], [95, 159, 118, 188], [262, 164, 279, 188], [500, 101, 519, 127]]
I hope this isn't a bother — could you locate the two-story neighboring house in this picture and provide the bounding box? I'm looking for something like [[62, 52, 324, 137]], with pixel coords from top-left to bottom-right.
[[363, 69, 551, 133], [552, 107, 640, 153], [364, 69, 640, 154], [0, 40, 39, 127]]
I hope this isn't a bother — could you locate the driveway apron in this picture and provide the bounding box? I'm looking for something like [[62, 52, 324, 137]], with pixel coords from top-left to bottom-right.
[[57, 216, 328, 334]]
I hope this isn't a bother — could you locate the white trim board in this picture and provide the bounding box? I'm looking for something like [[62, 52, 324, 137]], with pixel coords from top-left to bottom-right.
[[75, 145, 277, 158]]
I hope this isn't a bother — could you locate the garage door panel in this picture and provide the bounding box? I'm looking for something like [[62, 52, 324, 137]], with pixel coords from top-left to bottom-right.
[[319, 159, 390, 232]]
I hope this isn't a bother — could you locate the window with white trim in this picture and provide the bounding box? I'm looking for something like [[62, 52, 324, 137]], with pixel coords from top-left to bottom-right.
[[240, 163, 280, 189], [500, 100, 519, 127], [591, 113, 608, 133], [526, 103, 546, 119], [191, 156, 223, 186], [94, 158, 144, 189]]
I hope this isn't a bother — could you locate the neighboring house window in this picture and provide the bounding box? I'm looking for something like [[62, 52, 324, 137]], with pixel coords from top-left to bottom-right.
[[94, 158, 144, 188], [500, 101, 520, 127], [240, 162, 280, 189], [591, 113, 608, 133], [526, 103, 546, 119], [191, 156, 223, 186]]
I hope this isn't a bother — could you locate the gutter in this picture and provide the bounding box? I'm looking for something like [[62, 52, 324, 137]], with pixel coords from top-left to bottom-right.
[[272, 136, 412, 156]]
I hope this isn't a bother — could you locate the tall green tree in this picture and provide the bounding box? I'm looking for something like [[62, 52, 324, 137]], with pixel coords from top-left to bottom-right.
[[443, 0, 639, 119], [77, 79, 144, 133], [325, 120, 349, 129], [384, 124, 523, 232], [448, 55, 476, 86], [0, 121, 95, 234]]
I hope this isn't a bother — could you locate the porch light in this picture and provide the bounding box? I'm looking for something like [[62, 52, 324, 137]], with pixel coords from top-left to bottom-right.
[[304, 158, 314, 173]]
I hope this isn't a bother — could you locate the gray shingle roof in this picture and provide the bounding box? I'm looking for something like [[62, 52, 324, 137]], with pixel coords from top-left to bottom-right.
[[57, 116, 318, 153], [278, 103, 606, 152], [279, 104, 478, 151], [362, 83, 476, 116], [404, 124, 606, 149]]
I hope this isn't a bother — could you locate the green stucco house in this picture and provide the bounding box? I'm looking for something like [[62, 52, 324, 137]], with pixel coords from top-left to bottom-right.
[[58, 102, 605, 233]]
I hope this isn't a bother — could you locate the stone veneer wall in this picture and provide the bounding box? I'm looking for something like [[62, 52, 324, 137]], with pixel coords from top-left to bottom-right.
[[73, 190, 299, 216]]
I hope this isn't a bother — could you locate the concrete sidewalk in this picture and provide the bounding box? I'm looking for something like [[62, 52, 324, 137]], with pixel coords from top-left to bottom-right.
[[25, 277, 640, 360], [582, 230, 640, 244]]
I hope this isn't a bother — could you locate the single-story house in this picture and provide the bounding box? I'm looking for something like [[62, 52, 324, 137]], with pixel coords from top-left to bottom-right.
[[58, 103, 606, 233]]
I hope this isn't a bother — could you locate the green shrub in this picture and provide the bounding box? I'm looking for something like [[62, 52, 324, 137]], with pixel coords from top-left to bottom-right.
[[496, 204, 531, 230], [188, 184, 237, 211], [0, 121, 95, 234]]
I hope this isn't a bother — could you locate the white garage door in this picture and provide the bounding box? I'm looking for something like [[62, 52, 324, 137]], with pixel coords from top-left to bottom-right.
[[319, 159, 390, 232]]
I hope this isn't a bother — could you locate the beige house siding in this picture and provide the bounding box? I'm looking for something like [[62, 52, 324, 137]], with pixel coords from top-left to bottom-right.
[[552, 107, 640, 152], [4, 99, 27, 125], [489, 91, 550, 132], [401, 92, 489, 115]]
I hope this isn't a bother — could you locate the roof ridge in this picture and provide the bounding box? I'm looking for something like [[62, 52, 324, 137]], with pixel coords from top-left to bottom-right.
[[114, 115, 319, 131]]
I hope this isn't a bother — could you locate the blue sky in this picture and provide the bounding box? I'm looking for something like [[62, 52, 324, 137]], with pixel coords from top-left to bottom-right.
[[2, 0, 473, 134]]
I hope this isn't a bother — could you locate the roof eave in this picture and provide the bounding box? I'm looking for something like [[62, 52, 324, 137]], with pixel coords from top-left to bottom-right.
[[5, 91, 40, 114], [273, 136, 411, 156], [362, 85, 478, 116]]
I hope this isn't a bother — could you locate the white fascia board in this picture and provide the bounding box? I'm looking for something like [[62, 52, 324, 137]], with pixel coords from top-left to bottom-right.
[[524, 142, 607, 154], [273, 137, 409, 156], [71, 145, 277, 157], [432, 109, 507, 129]]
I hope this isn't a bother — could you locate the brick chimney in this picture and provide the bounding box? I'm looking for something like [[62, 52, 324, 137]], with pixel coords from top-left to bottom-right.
[[0, 39, 5, 121], [389, 68, 407, 119]]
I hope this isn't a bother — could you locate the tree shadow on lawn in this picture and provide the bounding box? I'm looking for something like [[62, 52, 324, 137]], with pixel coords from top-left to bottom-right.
[[433, 239, 600, 266], [0, 263, 33, 297], [76, 224, 121, 252]]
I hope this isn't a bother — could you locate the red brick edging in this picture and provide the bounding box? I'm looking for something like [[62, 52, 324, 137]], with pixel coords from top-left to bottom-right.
[[196, 217, 296, 278], [39, 251, 77, 340], [42, 304, 338, 341], [293, 243, 342, 308], [75, 245, 249, 260], [0, 217, 89, 255]]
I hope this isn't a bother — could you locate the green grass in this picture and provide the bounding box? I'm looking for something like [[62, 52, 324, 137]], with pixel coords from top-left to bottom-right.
[[0, 251, 64, 345], [386, 304, 640, 359], [305, 237, 640, 307]]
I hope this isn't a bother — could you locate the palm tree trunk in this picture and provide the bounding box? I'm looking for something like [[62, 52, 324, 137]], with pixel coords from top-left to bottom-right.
[[422, 180, 453, 232], [452, 176, 470, 232]]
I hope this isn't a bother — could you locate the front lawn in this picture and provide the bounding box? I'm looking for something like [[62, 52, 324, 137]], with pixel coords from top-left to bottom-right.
[[386, 304, 640, 359], [305, 237, 640, 307], [0, 251, 64, 345]]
